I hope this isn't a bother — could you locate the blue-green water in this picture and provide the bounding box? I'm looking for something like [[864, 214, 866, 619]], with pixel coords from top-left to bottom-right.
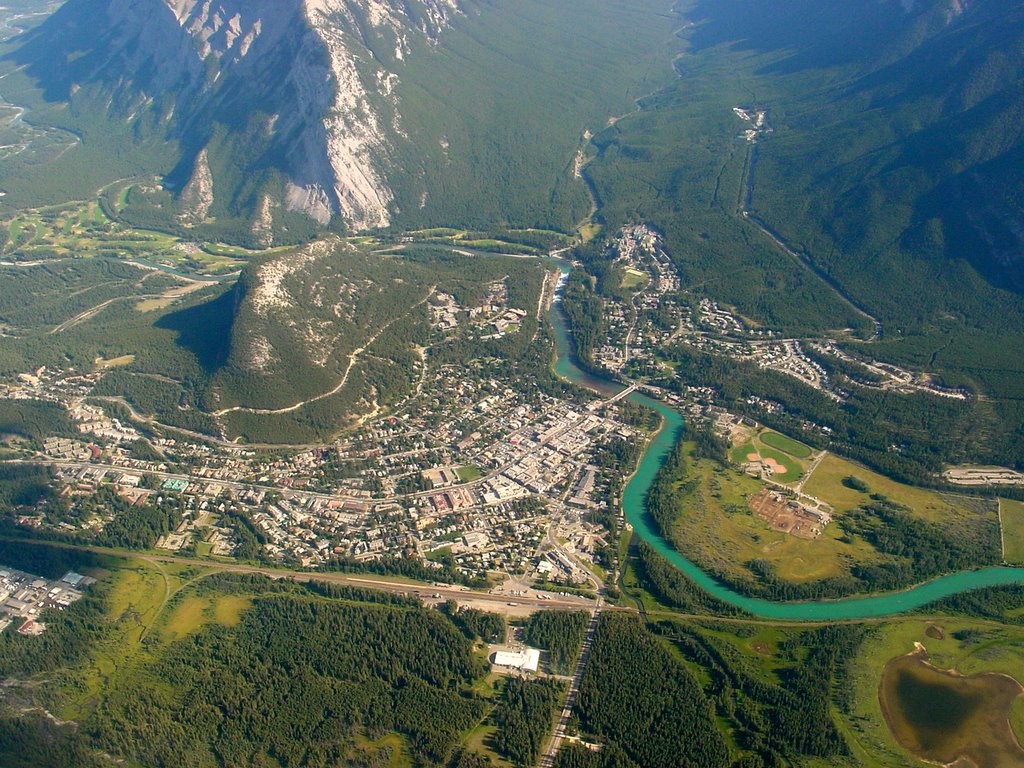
[[549, 266, 1024, 620], [129, 258, 234, 283]]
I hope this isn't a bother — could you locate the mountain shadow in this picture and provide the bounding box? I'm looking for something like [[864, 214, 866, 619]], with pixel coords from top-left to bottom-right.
[[156, 285, 238, 374]]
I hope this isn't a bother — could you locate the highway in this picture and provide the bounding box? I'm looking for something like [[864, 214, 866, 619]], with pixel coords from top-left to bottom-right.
[[0, 537, 598, 615], [538, 602, 602, 768]]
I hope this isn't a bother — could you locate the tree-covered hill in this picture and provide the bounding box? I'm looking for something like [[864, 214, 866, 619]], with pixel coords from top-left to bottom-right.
[[0, 0, 683, 239], [583, 0, 1024, 467]]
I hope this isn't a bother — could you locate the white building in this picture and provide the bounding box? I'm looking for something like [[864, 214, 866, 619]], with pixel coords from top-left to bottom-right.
[[492, 648, 541, 674]]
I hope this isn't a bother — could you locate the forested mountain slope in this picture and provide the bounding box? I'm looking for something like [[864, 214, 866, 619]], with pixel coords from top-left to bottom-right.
[[0, 0, 681, 240], [584, 0, 1024, 466]]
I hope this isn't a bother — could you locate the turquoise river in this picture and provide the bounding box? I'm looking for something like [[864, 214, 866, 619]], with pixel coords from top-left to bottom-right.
[[548, 267, 1024, 620]]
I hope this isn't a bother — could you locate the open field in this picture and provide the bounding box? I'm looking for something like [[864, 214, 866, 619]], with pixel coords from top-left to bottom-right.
[[463, 724, 512, 768], [174, 248, 250, 274], [95, 354, 135, 369], [730, 431, 807, 484], [4, 199, 177, 259], [407, 228, 464, 237], [760, 430, 813, 459], [672, 439, 1001, 596], [1, 195, 251, 276], [461, 239, 538, 254], [578, 222, 602, 243], [353, 734, 414, 768], [804, 453, 994, 524], [730, 441, 757, 466], [754, 443, 804, 483], [1000, 498, 1024, 564], [61, 557, 213, 721], [193, 540, 213, 558], [456, 465, 483, 482], [199, 243, 268, 259], [134, 279, 208, 313], [213, 594, 251, 626], [160, 594, 212, 642], [669, 448, 878, 584], [621, 268, 649, 290]]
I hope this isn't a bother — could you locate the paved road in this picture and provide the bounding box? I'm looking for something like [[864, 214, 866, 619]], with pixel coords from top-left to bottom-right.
[[0, 536, 597, 615], [538, 602, 602, 768], [741, 210, 882, 340]]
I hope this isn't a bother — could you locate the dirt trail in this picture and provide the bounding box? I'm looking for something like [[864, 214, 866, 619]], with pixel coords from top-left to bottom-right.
[[212, 286, 437, 417], [49, 296, 136, 334], [795, 449, 829, 494], [50, 278, 208, 334]]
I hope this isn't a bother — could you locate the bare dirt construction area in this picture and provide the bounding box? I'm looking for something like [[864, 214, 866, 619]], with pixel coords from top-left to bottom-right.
[[880, 647, 1024, 768], [749, 488, 826, 539]]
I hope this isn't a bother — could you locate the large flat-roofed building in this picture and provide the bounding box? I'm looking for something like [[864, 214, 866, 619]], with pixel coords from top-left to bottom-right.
[[492, 648, 541, 673]]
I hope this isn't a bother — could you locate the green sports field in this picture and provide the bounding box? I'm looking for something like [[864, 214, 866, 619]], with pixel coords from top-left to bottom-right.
[[759, 430, 813, 459]]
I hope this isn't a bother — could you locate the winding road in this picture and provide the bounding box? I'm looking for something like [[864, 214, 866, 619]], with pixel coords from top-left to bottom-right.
[[211, 285, 436, 417]]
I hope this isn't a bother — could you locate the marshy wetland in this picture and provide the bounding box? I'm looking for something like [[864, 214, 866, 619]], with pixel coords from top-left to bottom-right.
[[880, 646, 1024, 768]]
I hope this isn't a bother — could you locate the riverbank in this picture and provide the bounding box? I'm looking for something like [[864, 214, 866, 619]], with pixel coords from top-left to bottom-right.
[[546, 253, 1024, 620]]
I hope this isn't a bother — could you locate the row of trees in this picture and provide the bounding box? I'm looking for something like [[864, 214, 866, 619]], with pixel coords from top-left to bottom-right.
[[922, 585, 1024, 623], [655, 620, 863, 764], [633, 541, 747, 616], [841, 498, 1000, 590], [445, 604, 506, 644]]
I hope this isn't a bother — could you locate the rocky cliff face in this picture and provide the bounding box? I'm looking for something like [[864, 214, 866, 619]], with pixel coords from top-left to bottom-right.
[[10, 0, 469, 231]]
